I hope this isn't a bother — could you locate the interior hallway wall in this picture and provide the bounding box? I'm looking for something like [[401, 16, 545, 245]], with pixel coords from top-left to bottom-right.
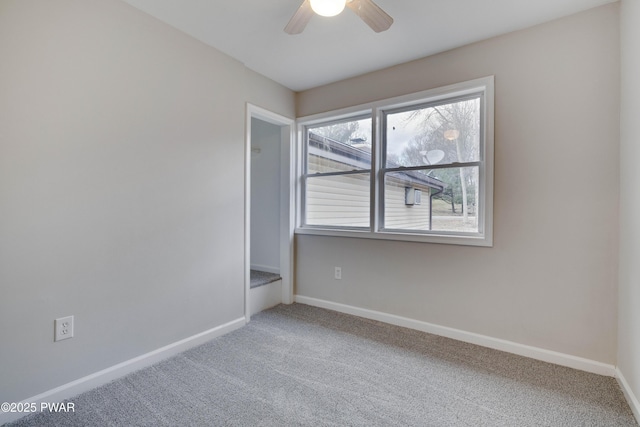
[[250, 118, 282, 273]]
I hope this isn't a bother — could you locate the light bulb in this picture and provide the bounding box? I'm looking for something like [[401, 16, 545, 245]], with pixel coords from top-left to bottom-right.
[[310, 0, 346, 17]]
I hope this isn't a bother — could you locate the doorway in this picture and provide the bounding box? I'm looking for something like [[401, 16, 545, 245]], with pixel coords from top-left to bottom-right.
[[245, 105, 295, 321]]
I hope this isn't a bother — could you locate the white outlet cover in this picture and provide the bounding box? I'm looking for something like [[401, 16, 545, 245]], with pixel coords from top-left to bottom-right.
[[55, 315, 74, 342]]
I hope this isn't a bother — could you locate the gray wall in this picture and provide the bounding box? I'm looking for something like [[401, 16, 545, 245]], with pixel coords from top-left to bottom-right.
[[1, 0, 634, 412], [0, 0, 294, 403], [619, 0, 640, 409], [295, 4, 620, 364], [250, 118, 281, 272]]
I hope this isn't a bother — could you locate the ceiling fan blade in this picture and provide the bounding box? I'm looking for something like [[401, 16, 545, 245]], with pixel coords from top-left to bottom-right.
[[346, 0, 393, 33], [284, 0, 314, 35]]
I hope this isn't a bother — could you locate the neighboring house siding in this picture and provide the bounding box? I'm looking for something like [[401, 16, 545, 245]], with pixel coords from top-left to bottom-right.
[[306, 173, 370, 227], [306, 134, 440, 230], [385, 181, 431, 230]]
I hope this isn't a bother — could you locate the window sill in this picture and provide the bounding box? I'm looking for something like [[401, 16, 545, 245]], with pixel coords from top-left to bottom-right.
[[294, 227, 493, 247]]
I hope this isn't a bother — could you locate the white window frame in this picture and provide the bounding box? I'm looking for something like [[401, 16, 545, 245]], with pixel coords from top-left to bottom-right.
[[300, 113, 373, 230], [296, 76, 494, 247]]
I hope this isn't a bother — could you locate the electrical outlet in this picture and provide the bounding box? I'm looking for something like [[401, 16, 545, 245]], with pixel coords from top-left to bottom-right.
[[55, 316, 74, 342], [334, 266, 342, 280]]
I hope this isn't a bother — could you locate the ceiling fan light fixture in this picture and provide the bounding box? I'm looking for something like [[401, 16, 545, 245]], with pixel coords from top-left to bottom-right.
[[310, 0, 346, 17], [285, 0, 392, 35]]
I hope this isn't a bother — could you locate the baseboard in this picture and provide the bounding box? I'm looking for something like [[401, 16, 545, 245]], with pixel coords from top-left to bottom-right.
[[250, 264, 280, 274], [0, 317, 246, 426], [250, 279, 283, 316], [295, 295, 616, 377], [616, 368, 640, 424]]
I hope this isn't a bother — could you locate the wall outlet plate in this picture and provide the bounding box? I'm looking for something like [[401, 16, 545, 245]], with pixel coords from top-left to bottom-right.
[[55, 316, 74, 342]]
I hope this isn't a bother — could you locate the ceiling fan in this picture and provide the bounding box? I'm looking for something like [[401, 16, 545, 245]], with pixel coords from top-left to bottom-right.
[[284, 0, 393, 35]]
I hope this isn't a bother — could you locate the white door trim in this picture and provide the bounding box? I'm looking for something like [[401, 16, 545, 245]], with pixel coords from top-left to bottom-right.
[[245, 104, 295, 321]]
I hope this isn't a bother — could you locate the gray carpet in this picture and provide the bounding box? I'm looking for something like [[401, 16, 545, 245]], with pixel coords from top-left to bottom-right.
[[250, 270, 281, 289], [8, 304, 637, 426]]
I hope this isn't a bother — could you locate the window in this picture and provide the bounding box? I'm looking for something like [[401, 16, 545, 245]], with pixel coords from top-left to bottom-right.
[[297, 77, 494, 246], [303, 116, 372, 228]]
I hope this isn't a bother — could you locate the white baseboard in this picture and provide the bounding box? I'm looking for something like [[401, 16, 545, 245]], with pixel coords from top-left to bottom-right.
[[0, 317, 246, 425], [250, 264, 280, 275], [250, 279, 283, 316], [295, 295, 616, 377], [616, 368, 640, 424]]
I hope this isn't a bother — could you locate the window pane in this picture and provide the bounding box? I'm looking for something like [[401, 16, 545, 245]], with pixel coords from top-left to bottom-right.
[[384, 166, 479, 233], [383, 170, 438, 231], [305, 173, 370, 228], [307, 118, 372, 174], [385, 97, 480, 168]]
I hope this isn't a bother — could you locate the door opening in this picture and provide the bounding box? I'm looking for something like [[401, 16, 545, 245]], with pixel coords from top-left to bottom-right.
[[245, 105, 295, 320]]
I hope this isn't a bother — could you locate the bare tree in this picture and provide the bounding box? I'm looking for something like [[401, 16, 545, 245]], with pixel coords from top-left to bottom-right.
[[311, 121, 362, 144], [398, 97, 480, 223]]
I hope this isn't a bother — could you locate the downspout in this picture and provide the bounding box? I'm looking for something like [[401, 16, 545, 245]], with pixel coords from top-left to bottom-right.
[[429, 185, 445, 231]]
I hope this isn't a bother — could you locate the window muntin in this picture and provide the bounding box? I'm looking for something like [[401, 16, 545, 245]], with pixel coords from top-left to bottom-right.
[[297, 77, 493, 246]]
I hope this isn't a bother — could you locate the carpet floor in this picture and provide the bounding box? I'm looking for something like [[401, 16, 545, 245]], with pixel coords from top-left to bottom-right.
[[250, 270, 281, 289], [8, 303, 637, 426]]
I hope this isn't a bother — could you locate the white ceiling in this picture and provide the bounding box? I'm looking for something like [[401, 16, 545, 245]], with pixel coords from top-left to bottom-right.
[[121, 0, 616, 91]]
